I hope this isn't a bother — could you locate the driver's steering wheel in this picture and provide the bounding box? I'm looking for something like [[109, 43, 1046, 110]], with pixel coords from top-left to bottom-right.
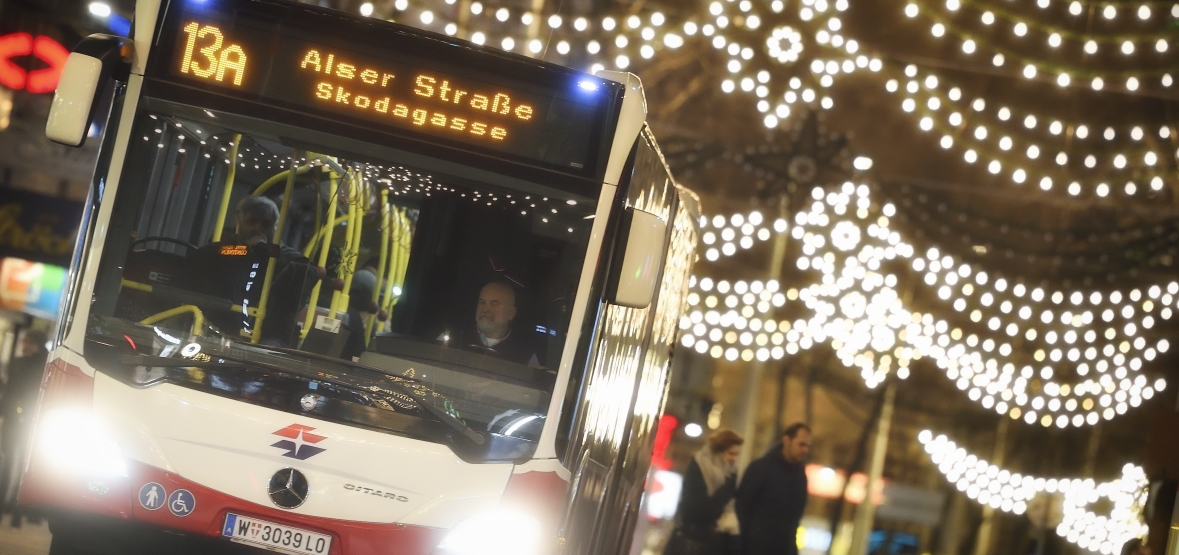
[[130, 236, 198, 252]]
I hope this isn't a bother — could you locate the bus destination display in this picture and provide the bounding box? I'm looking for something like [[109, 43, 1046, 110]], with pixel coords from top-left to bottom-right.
[[156, 3, 611, 172]]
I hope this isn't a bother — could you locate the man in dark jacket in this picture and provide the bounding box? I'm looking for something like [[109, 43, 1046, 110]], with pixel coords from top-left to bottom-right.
[[190, 196, 317, 346], [447, 281, 536, 365], [735, 423, 812, 555]]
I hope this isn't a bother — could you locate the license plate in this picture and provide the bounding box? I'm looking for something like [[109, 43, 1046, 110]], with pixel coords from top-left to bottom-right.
[[222, 513, 333, 555]]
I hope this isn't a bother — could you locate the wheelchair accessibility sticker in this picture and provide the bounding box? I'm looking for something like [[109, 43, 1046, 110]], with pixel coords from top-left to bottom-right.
[[168, 489, 196, 517], [138, 482, 165, 511]]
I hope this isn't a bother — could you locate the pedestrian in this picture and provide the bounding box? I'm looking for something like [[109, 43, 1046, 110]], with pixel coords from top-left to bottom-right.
[[735, 422, 812, 555], [665, 428, 744, 555], [0, 328, 49, 527]]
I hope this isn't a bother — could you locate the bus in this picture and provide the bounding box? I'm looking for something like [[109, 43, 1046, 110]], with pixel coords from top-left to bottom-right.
[[24, 0, 700, 553]]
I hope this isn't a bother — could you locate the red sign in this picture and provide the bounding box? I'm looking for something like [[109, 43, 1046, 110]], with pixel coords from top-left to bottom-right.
[[0, 33, 69, 93], [650, 414, 678, 470]]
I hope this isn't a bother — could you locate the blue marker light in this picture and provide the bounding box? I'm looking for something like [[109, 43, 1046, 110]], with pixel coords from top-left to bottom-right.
[[108, 14, 131, 36], [578, 80, 599, 92]]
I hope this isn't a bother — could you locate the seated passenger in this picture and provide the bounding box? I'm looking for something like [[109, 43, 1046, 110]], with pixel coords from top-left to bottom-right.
[[190, 196, 316, 346], [446, 281, 536, 365]]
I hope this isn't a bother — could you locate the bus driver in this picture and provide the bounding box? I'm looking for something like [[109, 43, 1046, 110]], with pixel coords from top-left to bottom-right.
[[446, 281, 536, 365]]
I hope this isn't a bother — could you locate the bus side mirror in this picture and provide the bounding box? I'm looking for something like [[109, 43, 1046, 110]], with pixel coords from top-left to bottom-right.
[[46, 34, 132, 147], [606, 208, 667, 309]]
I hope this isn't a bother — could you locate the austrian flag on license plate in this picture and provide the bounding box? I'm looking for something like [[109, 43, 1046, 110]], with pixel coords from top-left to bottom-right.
[[223, 513, 333, 555]]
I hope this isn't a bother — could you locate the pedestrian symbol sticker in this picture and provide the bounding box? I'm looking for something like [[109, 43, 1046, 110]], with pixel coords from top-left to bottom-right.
[[139, 482, 165, 511], [168, 489, 196, 517]]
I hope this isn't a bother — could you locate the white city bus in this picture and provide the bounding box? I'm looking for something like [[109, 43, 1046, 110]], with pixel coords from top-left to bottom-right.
[[23, 0, 700, 553]]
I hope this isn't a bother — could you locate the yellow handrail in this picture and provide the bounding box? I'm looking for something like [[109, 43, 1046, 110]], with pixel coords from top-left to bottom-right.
[[364, 190, 391, 344], [139, 305, 205, 337], [212, 133, 242, 242], [122, 278, 257, 314], [250, 152, 302, 344], [330, 170, 363, 319], [252, 164, 313, 197], [301, 215, 345, 259], [121, 279, 152, 293], [300, 168, 341, 341], [380, 207, 410, 319]]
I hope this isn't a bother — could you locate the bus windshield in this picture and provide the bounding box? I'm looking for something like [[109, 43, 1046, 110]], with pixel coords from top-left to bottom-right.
[[83, 109, 598, 461]]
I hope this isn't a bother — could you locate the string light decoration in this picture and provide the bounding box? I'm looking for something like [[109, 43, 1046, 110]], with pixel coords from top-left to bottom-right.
[[886, 0, 1179, 200], [682, 179, 1172, 423], [903, 0, 1179, 83], [1058, 463, 1150, 554], [360, 0, 887, 128], [919, 430, 1149, 555], [698, 210, 789, 261], [881, 64, 1177, 198], [797, 182, 1171, 424], [678, 276, 792, 362]]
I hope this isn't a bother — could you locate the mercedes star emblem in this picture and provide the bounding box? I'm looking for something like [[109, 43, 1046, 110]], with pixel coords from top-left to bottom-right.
[[268, 467, 309, 509]]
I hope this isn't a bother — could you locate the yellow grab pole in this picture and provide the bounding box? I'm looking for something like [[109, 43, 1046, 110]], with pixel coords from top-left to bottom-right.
[[393, 209, 410, 297], [140, 305, 206, 337], [328, 178, 355, 318], [301, 215, 345, 259], [121, 279, 153, 293], [249, 151, 302, 344], [332, 171, 365, 319], [252, 165, 313, 197], [212, 133, 242, 242], [382, 208, 404, 315], [364, 189, 391, 343], [271, 152, 300, 244], [300, 170, 341, 340]]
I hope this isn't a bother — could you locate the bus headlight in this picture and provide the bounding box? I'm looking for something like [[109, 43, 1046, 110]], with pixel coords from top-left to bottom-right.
[[435, 512, 542, 555], [38, 409, 127, 477]]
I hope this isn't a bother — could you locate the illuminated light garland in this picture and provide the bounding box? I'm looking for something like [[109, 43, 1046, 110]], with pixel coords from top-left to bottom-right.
[[905, 0, 1179, 76], [907, 83, 1177, 151], [378, 0, 885, 128], [678, 277, 793, 362], [792, 183, 1171, 424], [906, 0, 1179, 53], [684, 180, 1172, 424], [1058, 463, 1150, 554], [919, 431, 1148, 555], [882, 65, 1175, 197], [697, 210, 789, 261], [920, 430, 1038, 515], [683, 179, 1169, 421]]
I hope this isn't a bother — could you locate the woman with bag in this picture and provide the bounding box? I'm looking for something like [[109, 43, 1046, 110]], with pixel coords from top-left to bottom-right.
[[664, 428, 744, 555]]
